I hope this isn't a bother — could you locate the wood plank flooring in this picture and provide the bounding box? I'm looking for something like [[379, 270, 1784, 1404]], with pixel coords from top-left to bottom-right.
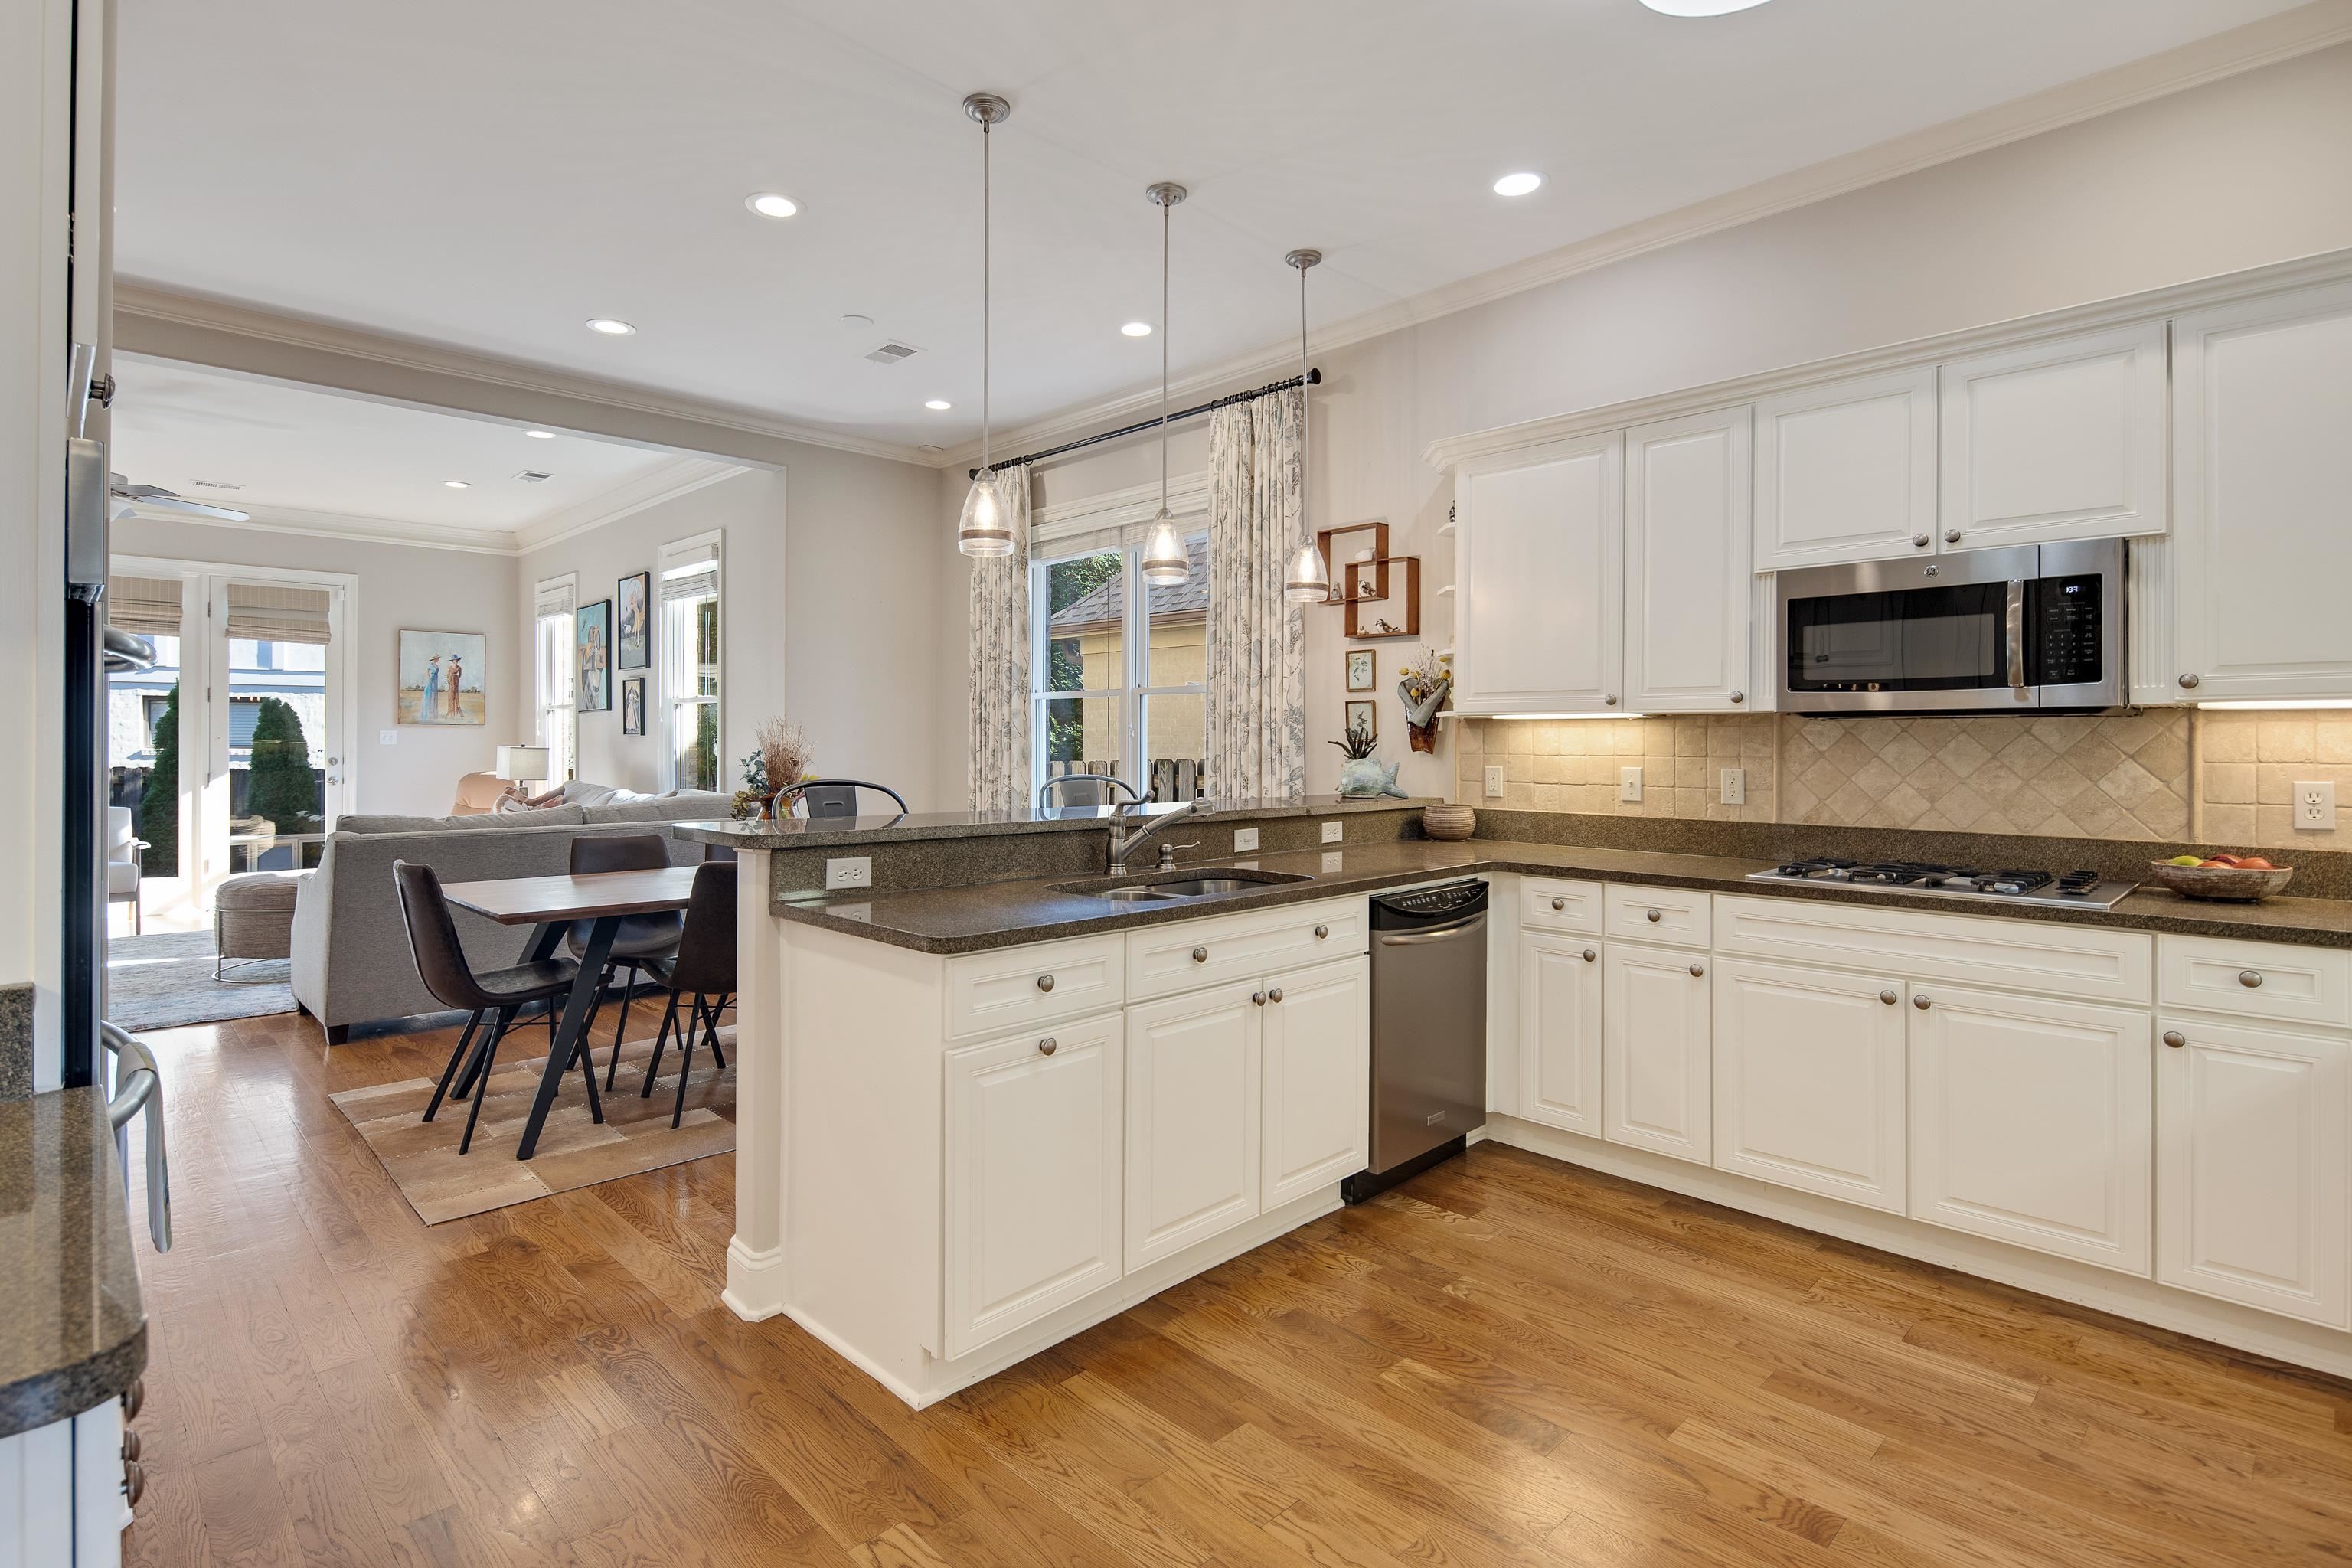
[[120, 1009, 2352, 1566]]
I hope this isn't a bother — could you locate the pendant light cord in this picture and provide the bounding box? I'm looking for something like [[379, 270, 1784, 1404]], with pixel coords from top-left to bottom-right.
[[1160, 194, 1169, 514], [982, 116, 991, 478], [1299, 252, 1309, 567]]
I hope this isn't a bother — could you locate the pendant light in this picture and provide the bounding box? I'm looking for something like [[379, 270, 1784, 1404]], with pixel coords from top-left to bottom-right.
[[1282, 248, 1331, 603], [956, 93, 1014, 557], [1139, 181, 1190, 586]]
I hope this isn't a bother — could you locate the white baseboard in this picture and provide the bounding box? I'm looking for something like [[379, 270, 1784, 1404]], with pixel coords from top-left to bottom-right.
[[721, 1236, 787, 1323]]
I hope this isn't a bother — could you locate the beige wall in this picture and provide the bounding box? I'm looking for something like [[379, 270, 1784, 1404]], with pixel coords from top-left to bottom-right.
[[939, 41, 2352, 811]]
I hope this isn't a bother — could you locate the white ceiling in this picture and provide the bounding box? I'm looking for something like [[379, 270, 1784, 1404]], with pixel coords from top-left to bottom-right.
[[115, 0, 2314, 452], [107, 354, 689, 544]]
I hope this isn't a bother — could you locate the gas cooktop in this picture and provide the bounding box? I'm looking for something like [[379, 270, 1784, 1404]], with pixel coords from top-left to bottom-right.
[[1746, 858, 2138, 910]]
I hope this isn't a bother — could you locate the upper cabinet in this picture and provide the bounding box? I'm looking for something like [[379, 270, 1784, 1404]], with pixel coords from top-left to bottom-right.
[[1454, 433, 1624, 715], [1625, 408, 1755, 714], [1752, 368, 1937, 571], [1938, 324, 2167, 551], [2169, 280, 2352, 704]]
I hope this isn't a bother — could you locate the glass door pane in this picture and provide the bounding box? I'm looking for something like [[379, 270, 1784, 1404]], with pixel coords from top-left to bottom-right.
[[106, 631, 181, 926], [227, 626, 329, 871]]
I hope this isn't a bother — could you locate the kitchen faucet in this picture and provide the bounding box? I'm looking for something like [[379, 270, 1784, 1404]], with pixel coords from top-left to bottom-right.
[[1106, 797, 1205, 874]]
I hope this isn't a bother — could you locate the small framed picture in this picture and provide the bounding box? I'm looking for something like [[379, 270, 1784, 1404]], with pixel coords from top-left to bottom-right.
[[621, 675, 646, 736], [617, 571, 651, 670], [1344, 648, 1376, 692], [1344, 699, 1377, 740], [575, 599, 612, 712]]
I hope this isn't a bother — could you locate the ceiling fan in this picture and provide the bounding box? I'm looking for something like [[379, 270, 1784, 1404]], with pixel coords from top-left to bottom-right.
[[108, 472, 249, 522]]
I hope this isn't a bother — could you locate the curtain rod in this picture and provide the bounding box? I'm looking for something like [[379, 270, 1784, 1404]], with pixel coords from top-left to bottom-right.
[[967, 368, 1319, 478]]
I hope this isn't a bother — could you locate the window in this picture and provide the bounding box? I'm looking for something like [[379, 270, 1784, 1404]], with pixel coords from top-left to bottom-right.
[[1031, 521, 1208, 803], [658, 533, 722, 792], [533, 574, 577, 781]]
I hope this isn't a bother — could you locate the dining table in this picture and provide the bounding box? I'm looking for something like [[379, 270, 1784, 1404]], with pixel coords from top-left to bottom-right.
[[439, 864, 702, 1161]]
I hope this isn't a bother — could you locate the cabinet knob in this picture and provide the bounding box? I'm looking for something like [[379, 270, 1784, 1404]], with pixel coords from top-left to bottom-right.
[[1944, 528, 1962, 544], [1880, 989, 1898, 1005], [2239, 969, 2264, 988], [1729, 691, 1745, 704], [1646, 907, 1663, 923], [1583, 948, 1596, 962], [1252, 991, 1267, 1007], [120, 1429, 142, 1462], [1550, 897, 1566, 911], [1269, 987, 1285, 1003], [1191, 946, 1208, 964], [1604, 694, 1619, 707], [122, 1380, 143, 1421], [2163, 1031, 2186, 1049], [2178, 673, 2200, 690], [1037, 1037, 1057, 1056], [1689, 962, 1706, 978], [1314, 924, 1328, 939], [1034, 973, 1055, 993], [124, 1459, 145, 1509], [1914, 993, 1933, 1009], [1913, 531, 1930, 547]]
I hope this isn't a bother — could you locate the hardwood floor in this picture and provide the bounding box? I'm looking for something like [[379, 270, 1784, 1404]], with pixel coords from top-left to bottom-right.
[[122, 1009, 2352, 1567]]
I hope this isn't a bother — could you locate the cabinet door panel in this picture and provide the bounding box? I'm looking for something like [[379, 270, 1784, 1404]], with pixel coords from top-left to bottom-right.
[[1126, 981, 1263, 1270], [1753, 369, 1937, 571], [1909, 985, 2151, 1274], [943, 1015, 1124, 1360], [2157, 1017, 2349, 1328], [1626, 407, 1753, 713], [1263, 956, 1370, 1208], [1455, 434, 1624, 714], [1713, 959, 1906, 1213], [1603, 943, 1712, 1164], [1518, 931, 1602, 1136]]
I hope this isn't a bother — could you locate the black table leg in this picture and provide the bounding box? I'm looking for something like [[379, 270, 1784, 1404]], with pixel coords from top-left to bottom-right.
[[516, 915, 612, 1160]]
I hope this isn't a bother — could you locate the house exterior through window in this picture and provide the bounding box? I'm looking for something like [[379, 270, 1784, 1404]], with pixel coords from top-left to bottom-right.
[[1030, 521, 1208, 804], [533, 573, 577, 782], [658, 532, 722, 792]]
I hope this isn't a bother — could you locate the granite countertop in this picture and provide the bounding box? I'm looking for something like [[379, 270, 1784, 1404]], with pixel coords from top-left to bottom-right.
[[0, 1086, 147, 1436], [770, 837, 2352, 956], [673, 795, 1436, 849]]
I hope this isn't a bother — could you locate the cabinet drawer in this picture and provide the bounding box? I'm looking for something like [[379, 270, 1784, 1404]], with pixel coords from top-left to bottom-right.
[[1606, 884, 1712, 948], [2158, 935, 2351, 1030], [1715, 893, 2151, 1004], [1126, 897, 1366, 1003], [945, 933, 1125, 1043], [1521, 877, 1604, 935]]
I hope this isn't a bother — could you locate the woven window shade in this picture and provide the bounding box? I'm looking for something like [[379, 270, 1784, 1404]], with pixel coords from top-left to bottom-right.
[[226, 582, 332, 645], [107, 575, 184, 638]]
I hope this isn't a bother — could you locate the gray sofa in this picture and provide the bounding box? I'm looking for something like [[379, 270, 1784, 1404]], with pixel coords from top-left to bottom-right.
[[290, 792, 732, 1040]]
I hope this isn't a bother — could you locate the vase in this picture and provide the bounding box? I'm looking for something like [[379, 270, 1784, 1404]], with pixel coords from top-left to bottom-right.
[[1422, 804, 1475, 841]]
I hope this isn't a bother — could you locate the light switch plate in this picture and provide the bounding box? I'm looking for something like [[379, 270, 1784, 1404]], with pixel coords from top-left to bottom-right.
[[825, 856, 873, 890], [1484, 765, 1504, 799], [2295, 780, 2337, 831], [1233, 827, 1259, 852], [380, 730, 398, 746], [1619, 766, 1643, 803], [1320, 820, 1344, 844], [1720, 767, 1746, 806]]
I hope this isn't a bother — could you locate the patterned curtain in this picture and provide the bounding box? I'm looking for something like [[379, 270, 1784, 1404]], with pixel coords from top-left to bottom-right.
[[966, 467, 1033, 812], [1206, 391, 1305, 800]]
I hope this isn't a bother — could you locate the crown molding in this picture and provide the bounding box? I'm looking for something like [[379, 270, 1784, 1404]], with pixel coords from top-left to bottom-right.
[[511, 456, 746, 554], [116, 500, 520, 556], [930, 2, 2352, 475], [113, 282, 933, 469]]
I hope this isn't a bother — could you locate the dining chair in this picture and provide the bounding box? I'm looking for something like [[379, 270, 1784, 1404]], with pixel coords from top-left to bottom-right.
[[771, 778, 909, 821], [639, 859, 736, 1128], [390, 860, 588, 1155], [565, 834, 685, 1089], [1036, 772, 1147, 811]]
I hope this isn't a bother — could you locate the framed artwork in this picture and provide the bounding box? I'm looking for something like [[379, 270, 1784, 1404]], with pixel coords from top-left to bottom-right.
[[1344, 648, 1376, 693], [576, 599, 612, 712], [621, 676, 646, 735], [616, 571, 651, 670], [397, 629, 486, 726], [1344, 699, 1377, 740]]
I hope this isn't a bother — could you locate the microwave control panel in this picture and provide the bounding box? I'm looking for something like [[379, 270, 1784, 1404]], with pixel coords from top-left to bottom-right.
[[2031, 575, 2103, 684]]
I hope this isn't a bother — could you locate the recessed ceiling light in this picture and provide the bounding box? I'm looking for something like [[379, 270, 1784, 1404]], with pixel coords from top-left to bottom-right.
[[1492, 172, 1544, 198], [925, 399, 953, 411], [441, 480, 472, 489], [585, 318, 636, 335], [524, 429, 556, 439], [745, 192, 800, 218], [839, 312, 874, 328], [1639, 0, 1772, 13], [1121, 322, 1153, 338]]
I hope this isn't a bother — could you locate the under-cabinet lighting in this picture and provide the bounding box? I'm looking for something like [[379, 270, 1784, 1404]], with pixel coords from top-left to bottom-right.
[[2196, 700, 2352, 711], [1463, 711, 1648, 720]]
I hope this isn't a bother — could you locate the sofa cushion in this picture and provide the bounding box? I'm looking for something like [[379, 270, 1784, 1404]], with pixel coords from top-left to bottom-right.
[[338, 806, 587, 835], [580, 797, 725, 824]]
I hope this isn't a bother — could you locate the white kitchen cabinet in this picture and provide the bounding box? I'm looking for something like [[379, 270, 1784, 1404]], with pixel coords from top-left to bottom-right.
[[1125, 980, 1263, 1270], [1262, 955, 1371, 1208], [0, 1402, 125, 1568], [1604, 942, 1712, 1164], [942, 1012, 1125, 1360], [1753, 368, 1938, 571], [2156, 1016, 2350, 1328], [1936, 323, 2167, 550], [1625, 407, 1754, 713], [2171, 279, 2352, 702], [1712, 959, 1907, 1214], [1909, 985, 2151, 1275], [1453, 433, 1625, 714], [1517, 930, 1602, 1137]]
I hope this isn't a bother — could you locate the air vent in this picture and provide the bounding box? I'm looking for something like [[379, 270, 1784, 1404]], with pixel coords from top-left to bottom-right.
[[863, 340, 921, 365], [191, 480, 243, 491], [514, 470, 555, 484]]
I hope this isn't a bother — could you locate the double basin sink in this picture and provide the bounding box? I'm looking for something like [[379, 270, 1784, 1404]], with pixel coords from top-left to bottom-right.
[[1051, 867, 1312, 904]]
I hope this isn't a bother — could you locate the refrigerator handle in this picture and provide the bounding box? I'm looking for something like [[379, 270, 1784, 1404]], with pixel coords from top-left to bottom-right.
[[67, 435, 108, 603]]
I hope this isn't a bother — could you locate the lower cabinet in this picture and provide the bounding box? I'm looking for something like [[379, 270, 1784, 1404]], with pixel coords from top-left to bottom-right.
[[1604, 942, 1713, 1164], [1712, 958, 1907, 1214], [1263, 955, 1371, 1209], [1518, 930, 1602, 1136], [1126, 980, 1264, 1271], [942, 1011, 1126, 1361], [2156, 1015, 2350, 1328], [1909, 984, 2151, 1274]]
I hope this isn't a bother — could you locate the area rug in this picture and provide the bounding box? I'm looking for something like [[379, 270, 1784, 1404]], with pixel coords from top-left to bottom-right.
[[106, 929, 297, 1032], [328, 1025, 735, 1223]]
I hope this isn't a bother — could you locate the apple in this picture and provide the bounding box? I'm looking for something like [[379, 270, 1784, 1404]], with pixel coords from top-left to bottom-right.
[[2237, 856, 2275, 869], [2203, 854, 2245, 867]]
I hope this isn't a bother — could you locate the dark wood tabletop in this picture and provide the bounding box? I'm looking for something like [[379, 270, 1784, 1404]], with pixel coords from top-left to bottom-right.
[[439, 865, 701, 926]]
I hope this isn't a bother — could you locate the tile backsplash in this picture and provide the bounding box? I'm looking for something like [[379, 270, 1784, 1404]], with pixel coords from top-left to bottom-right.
[[1457, 709, 2352, 850]]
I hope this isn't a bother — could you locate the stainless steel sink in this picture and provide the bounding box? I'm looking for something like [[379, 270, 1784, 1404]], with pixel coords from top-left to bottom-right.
[[1092, 887, 1179, 902], [1149, 877, 1266, 896], [1051, 868, 1312, 901]]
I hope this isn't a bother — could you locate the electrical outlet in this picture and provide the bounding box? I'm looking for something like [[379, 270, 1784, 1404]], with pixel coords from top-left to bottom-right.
[[1233, 827, 1259, 852], [1321, 820, 1344, 844], [380, 730, 398, 746], [1321, 851, 1343, 873], [825, 856, 872, 890], [1484, 765, 1505, 799], [2295, 780, 2337, 831], [1720, 767, 1746, 806], [1619, 766, 1643, 804]]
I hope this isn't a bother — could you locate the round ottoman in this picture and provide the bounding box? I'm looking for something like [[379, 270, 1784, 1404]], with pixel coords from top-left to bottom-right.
[[214, 871, 308, 979]]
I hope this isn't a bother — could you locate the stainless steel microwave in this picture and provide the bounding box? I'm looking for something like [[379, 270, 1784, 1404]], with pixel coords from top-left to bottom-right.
[[1775, 538, 2126, 714]]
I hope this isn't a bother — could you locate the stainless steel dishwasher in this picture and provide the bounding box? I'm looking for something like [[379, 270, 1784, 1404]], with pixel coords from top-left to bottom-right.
[[1341, 880, 1488, 1203]]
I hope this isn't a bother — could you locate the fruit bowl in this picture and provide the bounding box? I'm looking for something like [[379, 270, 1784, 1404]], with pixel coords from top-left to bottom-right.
[[2148, 860, 2295, 903]]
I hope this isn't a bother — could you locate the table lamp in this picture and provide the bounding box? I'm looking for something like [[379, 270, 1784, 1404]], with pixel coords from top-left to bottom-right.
[[496, 745, 550, 790]]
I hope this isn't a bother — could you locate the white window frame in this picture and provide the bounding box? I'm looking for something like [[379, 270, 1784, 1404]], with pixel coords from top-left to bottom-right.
[[531, 571, 577, 782], [657, 530, 724, 792]]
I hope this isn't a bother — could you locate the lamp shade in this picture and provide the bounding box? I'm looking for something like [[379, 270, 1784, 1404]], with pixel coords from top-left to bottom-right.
[[496, 745, 550, 783], [957, 469, 1014, 557], [1140, 513, 1187, 586], [1282, 539, 1331, 604]]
